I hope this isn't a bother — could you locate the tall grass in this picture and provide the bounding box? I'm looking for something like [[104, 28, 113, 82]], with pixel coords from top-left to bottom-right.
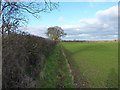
[[38, 44, 74, 88]]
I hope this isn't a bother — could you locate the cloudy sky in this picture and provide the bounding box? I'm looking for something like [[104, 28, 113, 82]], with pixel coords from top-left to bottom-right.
[[24, 2, 118, 41]]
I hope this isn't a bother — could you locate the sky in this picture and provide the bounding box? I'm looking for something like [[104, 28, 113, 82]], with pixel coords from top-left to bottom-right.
[[23, 2, 118, 41]]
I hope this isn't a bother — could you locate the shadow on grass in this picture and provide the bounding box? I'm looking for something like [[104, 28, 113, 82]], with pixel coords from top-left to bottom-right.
[[61, 46, 89, 88], [106, 68, 118, 88]]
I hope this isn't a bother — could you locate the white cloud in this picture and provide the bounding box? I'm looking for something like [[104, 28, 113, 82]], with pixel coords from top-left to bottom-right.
[[78, 34, 90, 37], [96, 6, 118, 25], [96, 6, 118, 17], [22, 25, 48, 37], [25, 5, 118, 41], [79, 18, 101, 25], [63, 5, 118, 40]]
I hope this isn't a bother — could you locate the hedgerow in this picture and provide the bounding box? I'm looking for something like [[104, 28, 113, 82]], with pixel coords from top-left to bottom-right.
[[2, 33, 56, 88]]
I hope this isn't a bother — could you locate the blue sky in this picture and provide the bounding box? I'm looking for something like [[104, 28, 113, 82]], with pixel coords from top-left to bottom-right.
[[25, 2, 118, 41]]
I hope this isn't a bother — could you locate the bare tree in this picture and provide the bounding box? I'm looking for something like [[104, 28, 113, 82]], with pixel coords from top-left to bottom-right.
[[46, 26, 66, 40], [1, 0, 59, 35]]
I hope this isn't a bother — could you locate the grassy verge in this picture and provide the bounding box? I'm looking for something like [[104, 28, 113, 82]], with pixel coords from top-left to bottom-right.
[[62, 41, 118, 88], [38, 44, 74, 88]]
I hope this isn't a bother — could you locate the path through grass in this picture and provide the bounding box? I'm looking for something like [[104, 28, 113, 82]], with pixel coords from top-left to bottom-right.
[[38, 44, 74, 88]]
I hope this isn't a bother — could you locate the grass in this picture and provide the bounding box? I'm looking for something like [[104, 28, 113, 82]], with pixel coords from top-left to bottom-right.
[[62, 41, 118, 88], [38, 44, 74, 88]]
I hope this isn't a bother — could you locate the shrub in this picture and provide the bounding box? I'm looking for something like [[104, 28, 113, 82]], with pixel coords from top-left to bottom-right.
[[2, 33, 56, 88]]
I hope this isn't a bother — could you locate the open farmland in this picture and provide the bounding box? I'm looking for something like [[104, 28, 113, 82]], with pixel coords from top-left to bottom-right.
[[62, 41, 118, 88]]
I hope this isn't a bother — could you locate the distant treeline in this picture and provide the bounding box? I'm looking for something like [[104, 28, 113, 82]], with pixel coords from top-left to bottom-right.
[[62, 40, 118, 42]]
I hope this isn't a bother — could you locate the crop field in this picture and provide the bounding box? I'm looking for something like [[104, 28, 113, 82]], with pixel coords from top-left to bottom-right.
[[62, 41, 118, 88]]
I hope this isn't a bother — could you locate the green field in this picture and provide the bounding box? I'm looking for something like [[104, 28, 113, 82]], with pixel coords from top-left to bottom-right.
[[62, 41, 118, 88]]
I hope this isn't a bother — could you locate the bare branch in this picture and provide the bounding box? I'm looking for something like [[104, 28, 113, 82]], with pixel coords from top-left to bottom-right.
[[1, 1, 59, 35]]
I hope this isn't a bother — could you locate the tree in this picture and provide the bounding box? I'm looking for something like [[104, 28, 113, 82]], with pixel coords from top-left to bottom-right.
[[46, 26, 66, 40], [1, 0, 59, 35]]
